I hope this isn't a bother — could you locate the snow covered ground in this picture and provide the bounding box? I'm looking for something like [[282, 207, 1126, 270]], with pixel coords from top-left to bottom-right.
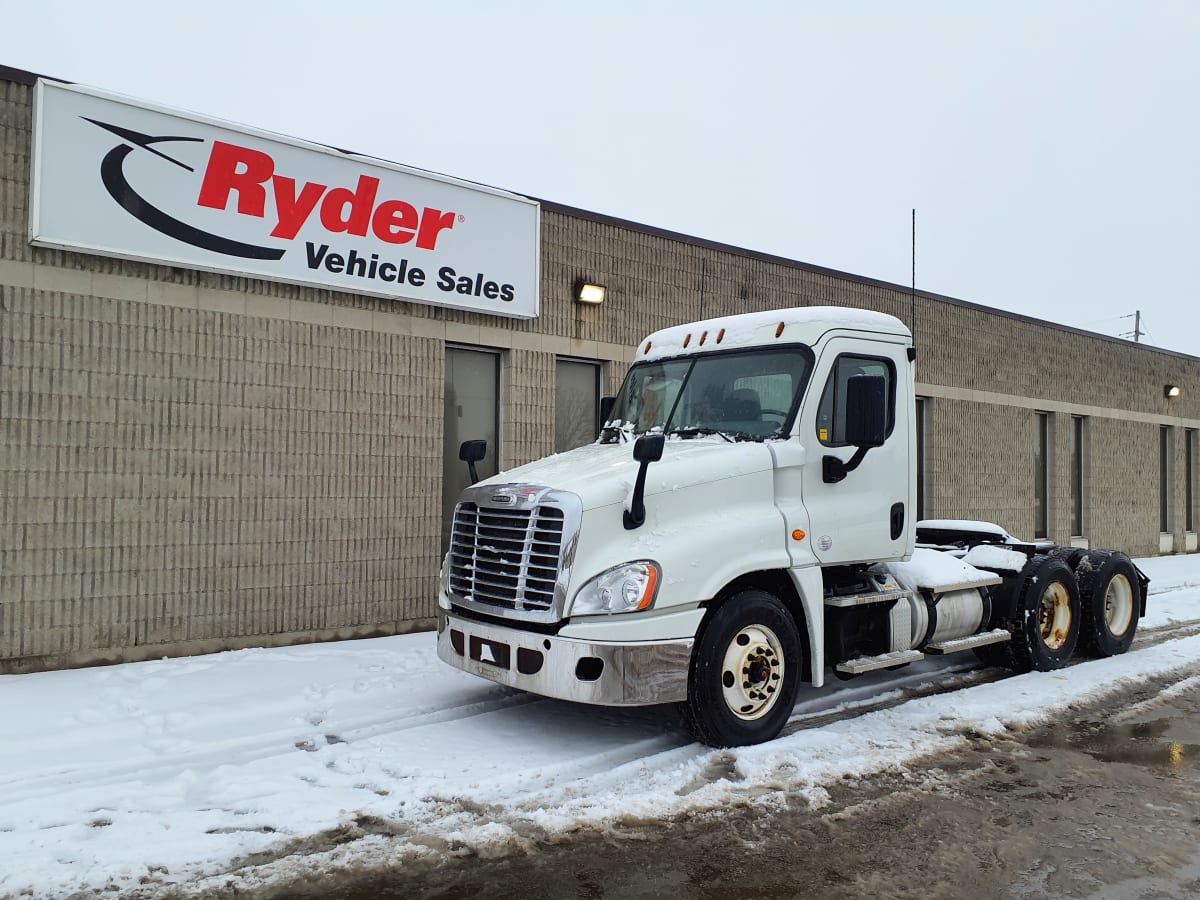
[[2, 555, 1200, 898]]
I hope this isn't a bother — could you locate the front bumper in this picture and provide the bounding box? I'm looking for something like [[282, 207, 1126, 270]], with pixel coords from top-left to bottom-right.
[[437, 609, 693, 706]]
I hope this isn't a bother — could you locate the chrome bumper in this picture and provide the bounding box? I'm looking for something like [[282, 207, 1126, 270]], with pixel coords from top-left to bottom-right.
[[437, 610, 693, 706]]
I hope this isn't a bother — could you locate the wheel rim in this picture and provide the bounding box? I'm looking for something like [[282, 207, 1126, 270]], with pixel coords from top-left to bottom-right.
[[1038, 581, 1073, 651], [720, 624, 785, 720], [1104, 574, 1135, 637]]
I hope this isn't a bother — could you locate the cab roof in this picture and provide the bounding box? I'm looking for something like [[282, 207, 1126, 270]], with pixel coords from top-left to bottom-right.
[[636, 306, 911, 362]]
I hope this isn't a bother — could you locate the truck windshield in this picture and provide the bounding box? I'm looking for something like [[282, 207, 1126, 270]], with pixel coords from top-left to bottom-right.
[[601, 348, 812, 442]]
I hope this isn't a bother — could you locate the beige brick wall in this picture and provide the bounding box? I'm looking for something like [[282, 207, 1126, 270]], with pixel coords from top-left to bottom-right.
[[5, 70, 1200, 670], [1, 284, 444, 664]]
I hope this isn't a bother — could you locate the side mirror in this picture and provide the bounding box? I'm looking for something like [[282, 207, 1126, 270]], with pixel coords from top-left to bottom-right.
[[823, 374, 887, 484], [624, 433, 665, 529], [459, 439, 486, 485], [843, 374, 886, 448], [633, 432, 665, 463], [599, 396, 616, 432]]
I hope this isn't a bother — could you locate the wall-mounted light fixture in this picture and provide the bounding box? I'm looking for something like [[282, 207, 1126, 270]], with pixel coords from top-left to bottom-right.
[[1165, 384, 1182, 398], [576, 282, 606, 305]]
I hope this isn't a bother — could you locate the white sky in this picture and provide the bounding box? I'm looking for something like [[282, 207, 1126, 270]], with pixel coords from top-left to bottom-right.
[[2, 1, 1197, 354]]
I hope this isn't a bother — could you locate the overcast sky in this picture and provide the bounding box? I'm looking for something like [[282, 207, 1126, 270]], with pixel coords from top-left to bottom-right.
[[2, 1, 1197, 354]]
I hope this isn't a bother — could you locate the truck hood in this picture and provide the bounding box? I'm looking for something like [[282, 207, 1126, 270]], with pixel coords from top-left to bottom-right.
[[481, 438, 775, 511]]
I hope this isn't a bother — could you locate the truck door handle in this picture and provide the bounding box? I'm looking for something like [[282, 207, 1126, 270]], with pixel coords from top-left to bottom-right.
[[890, 502, 904, 540]]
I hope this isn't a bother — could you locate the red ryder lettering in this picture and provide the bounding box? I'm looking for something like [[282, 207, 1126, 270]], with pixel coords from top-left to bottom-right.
[[197, 141, 457, 249]]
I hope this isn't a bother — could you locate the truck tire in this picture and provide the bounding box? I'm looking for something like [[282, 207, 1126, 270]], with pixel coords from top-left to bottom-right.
[[685, 590, 802, 747], [1075, 550, 1139, 657], [1048, 546, 1087, 569], [1006, 555, 1081, 672]]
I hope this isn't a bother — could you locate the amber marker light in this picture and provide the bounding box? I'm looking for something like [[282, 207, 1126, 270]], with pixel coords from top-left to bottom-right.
[[775, 322, 786, 338], [683, 334, 691, 347], [635, 563, 660, 611], [699, 331, 708, 345], [717, 328, 726, 343], [644, 341, 652, 353], [791, 529, 806, 541]]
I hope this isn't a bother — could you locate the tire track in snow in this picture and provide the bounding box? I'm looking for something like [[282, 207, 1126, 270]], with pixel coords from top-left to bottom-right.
[[0, 688, 540, 808]]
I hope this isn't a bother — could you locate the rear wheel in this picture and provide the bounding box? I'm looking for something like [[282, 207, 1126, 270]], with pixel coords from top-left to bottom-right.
[[1006, 555, 1081, 672], [685, 590, 802, 747], [1076, 551, 1139, 657]]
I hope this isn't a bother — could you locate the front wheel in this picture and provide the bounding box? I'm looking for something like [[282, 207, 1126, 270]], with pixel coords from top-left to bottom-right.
[[685, 590, 802, 747]]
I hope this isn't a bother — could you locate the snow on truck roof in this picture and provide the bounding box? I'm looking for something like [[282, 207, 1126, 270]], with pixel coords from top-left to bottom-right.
[[637, 306, 910, 361]]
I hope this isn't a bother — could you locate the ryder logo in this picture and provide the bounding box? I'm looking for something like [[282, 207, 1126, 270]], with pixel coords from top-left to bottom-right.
[[83, 120, 458, 260], [84, 117, 284, 260]]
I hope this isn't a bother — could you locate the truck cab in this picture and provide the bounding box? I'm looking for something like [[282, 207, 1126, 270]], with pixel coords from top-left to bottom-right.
[[437, 306, 1145, 746]]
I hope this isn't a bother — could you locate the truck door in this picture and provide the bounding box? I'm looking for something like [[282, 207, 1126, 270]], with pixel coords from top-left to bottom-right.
[[798, 337, 914, 565]]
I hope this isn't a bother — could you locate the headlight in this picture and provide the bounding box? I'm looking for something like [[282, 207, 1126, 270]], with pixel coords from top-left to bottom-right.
[[571, 561, 661, 616]]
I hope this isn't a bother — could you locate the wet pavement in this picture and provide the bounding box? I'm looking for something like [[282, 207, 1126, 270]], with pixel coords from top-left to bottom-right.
[[267, 671, 1200, 900]]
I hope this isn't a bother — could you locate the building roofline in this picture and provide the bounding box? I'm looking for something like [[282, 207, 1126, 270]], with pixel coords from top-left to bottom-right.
[[539, 199, 1200, 365], [0, 62, 55, 86], [1, 61, 1194, 366]]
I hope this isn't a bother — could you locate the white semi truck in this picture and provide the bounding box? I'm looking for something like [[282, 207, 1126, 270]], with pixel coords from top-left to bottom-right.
[[437, 306, 1148, 746]]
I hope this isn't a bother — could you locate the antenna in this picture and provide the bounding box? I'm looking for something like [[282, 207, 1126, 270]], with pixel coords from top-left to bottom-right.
[[910, 208, 917, 345]]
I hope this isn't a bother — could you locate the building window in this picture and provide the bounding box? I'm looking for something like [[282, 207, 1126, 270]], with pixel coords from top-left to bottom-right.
[[1160, 425, 1173, 533], [1070, 416, 1086, 538], [1188, 429, 1197, 533], [1034, 412, 1050, 539], [555, 359, 602, 453], [915, 396, 928, 521]]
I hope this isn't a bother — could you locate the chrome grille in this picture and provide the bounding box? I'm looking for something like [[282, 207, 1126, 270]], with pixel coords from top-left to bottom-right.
[[448, 502, 566, 611]]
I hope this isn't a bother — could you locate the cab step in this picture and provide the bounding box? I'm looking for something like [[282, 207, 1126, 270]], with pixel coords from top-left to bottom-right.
[[923, 628, 1011, 655], [835, 648, 924, 675]]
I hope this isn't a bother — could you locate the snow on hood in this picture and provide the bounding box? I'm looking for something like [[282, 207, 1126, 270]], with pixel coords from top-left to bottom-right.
[[480, 437, 773, 510]]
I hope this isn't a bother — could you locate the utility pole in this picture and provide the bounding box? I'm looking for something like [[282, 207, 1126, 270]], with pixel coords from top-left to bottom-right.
[[1120, 310, 1144, 342]]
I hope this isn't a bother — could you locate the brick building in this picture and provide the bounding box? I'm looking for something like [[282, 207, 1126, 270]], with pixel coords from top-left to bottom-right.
[[2, 64, 1198, 672]]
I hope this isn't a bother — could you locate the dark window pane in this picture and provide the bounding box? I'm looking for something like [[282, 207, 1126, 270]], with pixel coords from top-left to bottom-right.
[[817, 354, 895, 447], [443, 348, 500, 553], [1188, 430, 1195, 532], [1071, 416, 1084, 537], [555, 360, 600, 453], [1161, 426, 1171, 532], [916, 397, 926, 521], [1034, 412, 1048, 539]]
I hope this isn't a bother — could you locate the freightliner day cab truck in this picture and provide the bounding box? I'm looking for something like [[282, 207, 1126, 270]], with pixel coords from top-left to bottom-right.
[[437, 307, 1149, 747]]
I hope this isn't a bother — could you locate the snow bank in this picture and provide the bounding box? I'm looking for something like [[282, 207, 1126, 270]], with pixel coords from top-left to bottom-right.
[[1, 555, 1199, 896]]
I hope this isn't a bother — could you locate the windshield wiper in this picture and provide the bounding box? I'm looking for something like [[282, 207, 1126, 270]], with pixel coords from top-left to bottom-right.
[[668, 427, 738, 442]]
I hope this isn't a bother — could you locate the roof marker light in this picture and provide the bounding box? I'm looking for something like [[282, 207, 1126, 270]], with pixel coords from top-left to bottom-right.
[[775, 322, 785, 338], [644, 341, 652, 354], [683, 334, 691, 348], [699, 331, 708, 345], [717, 328, 726, 343]]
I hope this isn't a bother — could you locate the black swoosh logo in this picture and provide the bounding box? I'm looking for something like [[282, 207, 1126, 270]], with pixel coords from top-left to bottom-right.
[[83, 117, 285, 261]]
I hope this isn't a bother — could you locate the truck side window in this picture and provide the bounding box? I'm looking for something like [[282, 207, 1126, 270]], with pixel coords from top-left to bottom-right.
[[816, 354, 895, 447]]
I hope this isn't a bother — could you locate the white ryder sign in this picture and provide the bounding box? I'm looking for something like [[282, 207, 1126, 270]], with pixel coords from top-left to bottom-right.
[[31, 81, 540, 318]]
